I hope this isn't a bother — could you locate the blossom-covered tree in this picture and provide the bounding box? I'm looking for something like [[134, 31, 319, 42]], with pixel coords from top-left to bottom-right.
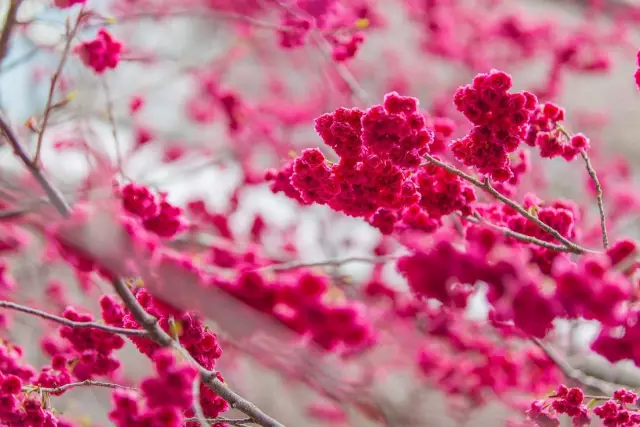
[[1, 0, 640, 426]]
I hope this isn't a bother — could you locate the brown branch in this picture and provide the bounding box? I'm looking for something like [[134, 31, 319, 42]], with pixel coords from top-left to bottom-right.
[[0, 300, 150, 337], [184, 416, 253, 426], [0, 0, 22, 65], [423, 153, 597, 254], [33, 6, 86, 166], [555, 125, 608, 249], [0, 117, 72, 215], [259, 255, 397, 272], [31, 379, 138, 394], [580, 151, 609, 249], [111, 279, 285, 427], [464, 213, 577, 252], [191, 376, 209, 427]]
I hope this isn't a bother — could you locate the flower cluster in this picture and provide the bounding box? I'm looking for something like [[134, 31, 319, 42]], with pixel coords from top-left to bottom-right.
[[120, 183, 187, 238], [593, 389, 640, 427], [0, 342, 72, 426], [42, 306, 125, 381], [525, 102, 589, 161], [76, 29, 122, 74], [528, 386, 640, 427], [328, 32, 365, 62], [216, 270, 374, 351], [397, 231, 558, 338], [416, 308, 561, 406], [527, 385, 589, 427], [269, 92, 480, 234], [553, 250, 630, 327], [100, 291, 229, 419], [451, 69, 538, 181], [109, 349, 198, 427], [53, 0, 86, 8], [279, 13, 312, 48], [476, 196, 579, 274]]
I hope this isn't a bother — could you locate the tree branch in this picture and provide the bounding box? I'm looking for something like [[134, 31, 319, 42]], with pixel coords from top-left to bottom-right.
[[0, 0, 22, 65], [464, 213, 578, 252], [259, 255, 397, 272], [34, 5, 86, 166], [531, 337, 618, 396], [31, 379, 138, 394], [423, 153, 597, 254], [0, 300, 150, 337]]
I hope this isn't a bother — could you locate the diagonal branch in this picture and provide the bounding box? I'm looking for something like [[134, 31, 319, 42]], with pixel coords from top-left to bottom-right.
[[531, 337, 617, 396], [423, 153, 597, 254], [0, 116, 285, 427]]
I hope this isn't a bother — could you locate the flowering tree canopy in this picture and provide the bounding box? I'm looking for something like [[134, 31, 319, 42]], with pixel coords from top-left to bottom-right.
[[1, 0, 640, 426]]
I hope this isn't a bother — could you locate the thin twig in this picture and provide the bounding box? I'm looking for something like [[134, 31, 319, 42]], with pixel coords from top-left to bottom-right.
[[531, 337, 617, 395], [0, 117, 71, 215], [0, 0, 23, 65], [581, 151, 609, 249], [312, 34, 370, 105], [556, 125, 608, 249], [423, 153, 597, 254], [0, 301, 150, 337], [191, 376, 209, 427], [32, 379, 138, 394], [464, 213, 577, 252], [33, 5, 86, 166], [184, 416, 253, 426], [259, 255, 397, 272], [101, 76, 125, 177]]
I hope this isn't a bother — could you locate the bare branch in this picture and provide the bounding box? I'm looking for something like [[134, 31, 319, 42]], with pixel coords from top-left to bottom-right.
[[464, 213, 578, 252], [34, 6, 86, 166], [0, 0, 23, 65], [259, 255, 397, 272], [31, 379, 138, 395], [0, 300, 150, 337]]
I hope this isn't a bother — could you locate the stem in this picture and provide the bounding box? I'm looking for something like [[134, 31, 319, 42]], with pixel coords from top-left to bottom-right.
[[33, 6, 85, 166], [581, 151, 608, 249], [101, 76, 125, 177], [191, 376, 209, 427], [184, 416, 253, 426], [464, 213, 577, 252], [260, 255, 397, 272], [32, 379, 138, 394], [0, 301, 150, 337], [423, 153, 596, 254], [0, 117, 72, 215], [556, 125, 608, 249], [0, 0, 22, 65]]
